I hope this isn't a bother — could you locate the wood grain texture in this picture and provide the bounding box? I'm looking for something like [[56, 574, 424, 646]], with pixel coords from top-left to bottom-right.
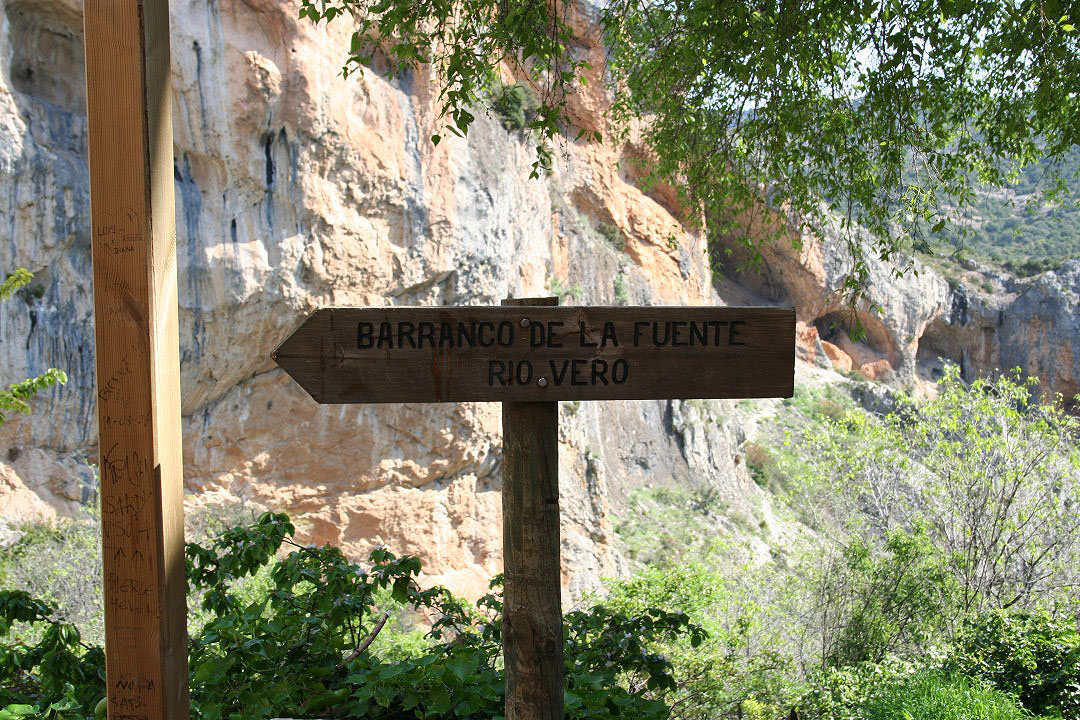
[[501, 297, 563, 720], [84, 1, 189, 718], [273, 306, 795, 403]]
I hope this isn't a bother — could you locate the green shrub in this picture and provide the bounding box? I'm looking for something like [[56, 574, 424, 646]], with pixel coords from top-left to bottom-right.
[[547, 275, 583, 302], [799, 657, 918, 720], [947, 611, 1080, 718], [490, 82, 537, 131], [0, 590, 105, 716], [0, 512, 103, 647], [786, 365, 1080, 617], [925, 147, 1080, 272], [597, 222, 627, 251], [613, 272, 629, 304], [3, 512, 705, 719], [604, 562, 805, 720], [815, 528, 960, 668], [743, 441, 788, 494], [0, 500, 270, 647]]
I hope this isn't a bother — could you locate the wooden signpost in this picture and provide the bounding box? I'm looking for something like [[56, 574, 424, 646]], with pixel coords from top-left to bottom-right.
[[85, 1, 188, 719], [274, 299, 794, 720]]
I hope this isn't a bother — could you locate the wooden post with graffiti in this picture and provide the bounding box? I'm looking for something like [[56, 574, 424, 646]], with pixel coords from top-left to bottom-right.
[[84, 0, 189, 718]]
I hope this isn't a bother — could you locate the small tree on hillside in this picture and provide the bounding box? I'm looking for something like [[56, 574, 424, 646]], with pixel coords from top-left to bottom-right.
[[791, 365, 1080, 624]]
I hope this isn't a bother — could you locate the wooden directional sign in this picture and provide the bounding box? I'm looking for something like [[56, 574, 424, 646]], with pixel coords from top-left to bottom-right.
[[272, 306, 795, 403], [271, 300, 795, 720]]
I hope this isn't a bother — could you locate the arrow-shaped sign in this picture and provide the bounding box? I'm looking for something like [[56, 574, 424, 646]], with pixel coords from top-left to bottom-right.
[[272, 305, 795, 404]]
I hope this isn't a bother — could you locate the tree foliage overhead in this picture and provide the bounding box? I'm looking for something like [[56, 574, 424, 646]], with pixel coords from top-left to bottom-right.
[[300, 0, 1078, 289], [608, 0, 1078, 280]]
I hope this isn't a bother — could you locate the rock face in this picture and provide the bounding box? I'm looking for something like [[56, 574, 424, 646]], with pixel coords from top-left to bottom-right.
[[0, 0, 1077, 601], [0, 0, 750, 600], [999, 261, 1080, 406], [721, 222, 1080, 407]]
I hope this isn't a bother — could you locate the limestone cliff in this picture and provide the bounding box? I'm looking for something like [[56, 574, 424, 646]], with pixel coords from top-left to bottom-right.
[[0, 0, 737, 600], [721, 221, 1080, 409], [0, 0, 1076, 599]]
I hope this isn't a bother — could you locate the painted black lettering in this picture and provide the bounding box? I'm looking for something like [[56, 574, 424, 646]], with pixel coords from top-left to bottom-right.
[[579, 321, 598, 347], [689, 321, 708, 346], [729, 320, 746, 346], [550, 359, 570, 385], [547, 322, 564, 347], [357, 322, 374, 349], [612, 359, 629, 384], [376, 322, 393, 348], [497, 321, 514, 346], [438, 322, 454, 347], [571, 359, 588, 385], [671, 321, 687, 346], [652, 321, 671, 346], [515, 360, 533, 384], [417, 322, 436, 348], [397, 322, 417, 348], [478, 322, 496, 346], [601, 322, 619, 348], [708, 320, 729, 345], [591, 359, 609, 385], [488, 360, 507, 386], [457, 322, 476, 348], [633, 321, 648, 347], [530, 323, 546, 347]]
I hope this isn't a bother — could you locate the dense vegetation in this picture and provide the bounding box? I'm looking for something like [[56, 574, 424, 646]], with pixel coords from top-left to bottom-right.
[[1, 511, 701, 719], [926, 147, 1080, 275], [3, 366, 1078, 719]]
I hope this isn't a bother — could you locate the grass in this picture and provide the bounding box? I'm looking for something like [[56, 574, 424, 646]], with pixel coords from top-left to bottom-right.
[[615, 485, 725, 565], [596, 222, 627, 251], [547, 276, 583, 302], [862, 671, 1042, 720], [785, 382, 856, 423]]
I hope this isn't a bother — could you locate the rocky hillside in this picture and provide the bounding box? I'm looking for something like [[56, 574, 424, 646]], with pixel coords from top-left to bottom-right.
[[0, 0, 1077, 600]]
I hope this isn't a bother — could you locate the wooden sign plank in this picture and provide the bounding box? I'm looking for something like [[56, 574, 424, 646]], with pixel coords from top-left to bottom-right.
[[84, 0, 189, 718], [272, 306, 795, 403]]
